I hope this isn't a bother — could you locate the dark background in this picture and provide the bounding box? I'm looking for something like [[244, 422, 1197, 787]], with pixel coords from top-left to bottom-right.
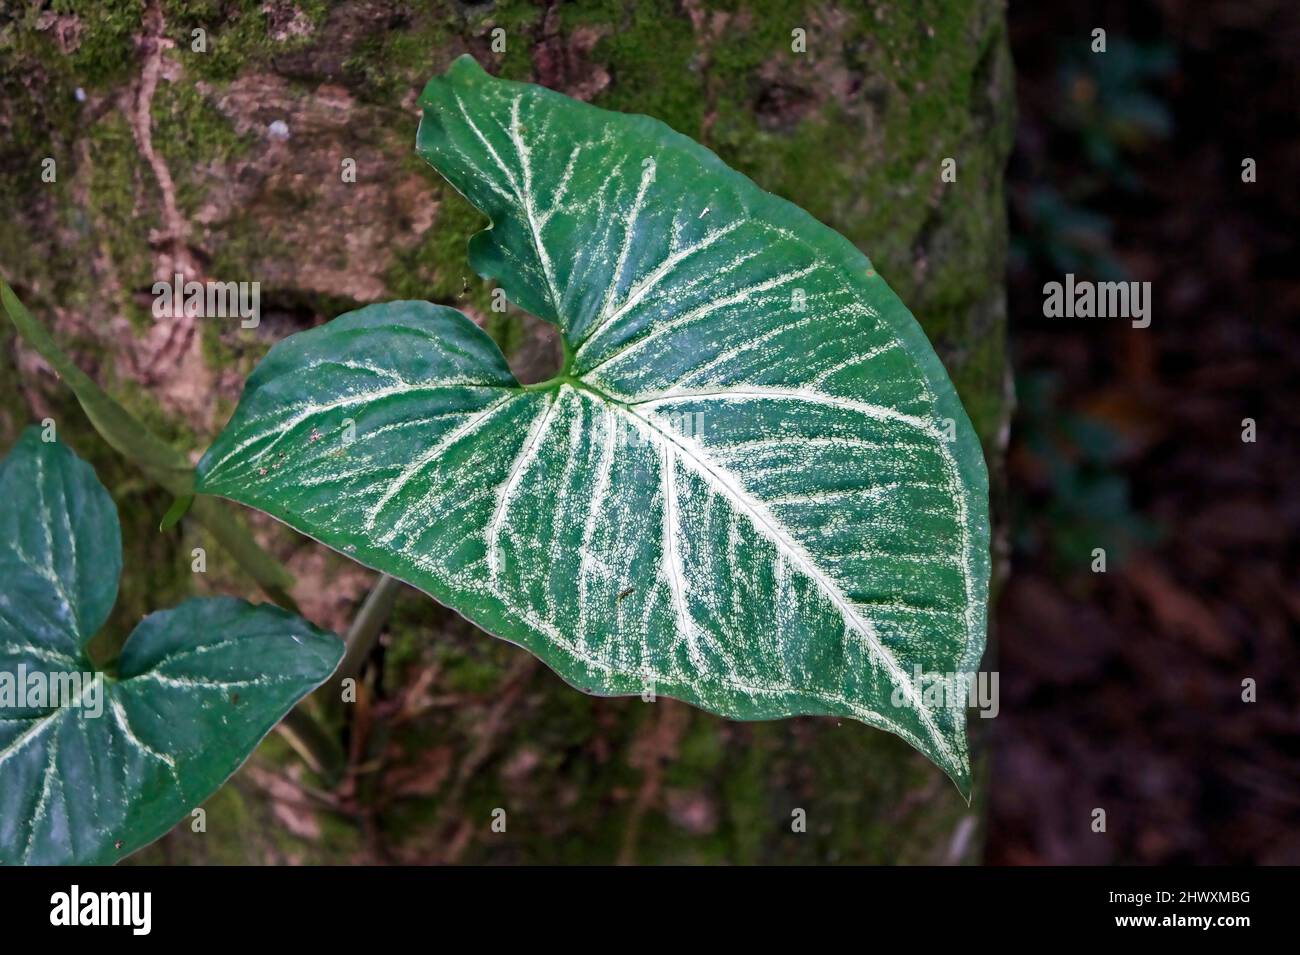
[[991, 0, 1299, 863]]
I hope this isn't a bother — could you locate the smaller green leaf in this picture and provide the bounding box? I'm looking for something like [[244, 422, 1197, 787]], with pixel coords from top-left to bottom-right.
[[0, 428, 342, 865]]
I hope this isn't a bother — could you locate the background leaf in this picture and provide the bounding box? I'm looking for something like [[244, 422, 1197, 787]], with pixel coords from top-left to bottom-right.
[[0, 429, 342, 864]]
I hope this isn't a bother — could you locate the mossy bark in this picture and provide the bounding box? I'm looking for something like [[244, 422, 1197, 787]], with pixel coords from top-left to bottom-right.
[[0, 0, 1012, 863]]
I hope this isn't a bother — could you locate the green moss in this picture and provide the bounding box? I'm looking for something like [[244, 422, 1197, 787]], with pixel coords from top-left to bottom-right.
[[207, 219, 291, 284], [673, 717, 725, 774], [487, 0, 555, 80], [383, 180, 530, 358], [83, 116, 155, 331], [386, 184, 484, 304], [152, 82, 253, 217], [571, 0, 706, 134], [340, 19, 445, 104], [0, 16, 81, 166], [164, 0, 328, 83], [439, 646, 510, 696], [47, 0, 146, 90], [721, 725, 769, 864], [339, 0, 541, 105]]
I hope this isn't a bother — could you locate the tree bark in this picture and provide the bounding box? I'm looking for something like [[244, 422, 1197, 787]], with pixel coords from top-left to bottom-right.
[[0, 0, 1013, 863]]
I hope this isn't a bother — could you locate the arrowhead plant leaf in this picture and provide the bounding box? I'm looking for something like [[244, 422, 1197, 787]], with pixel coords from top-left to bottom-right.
[[196, 56, 990, 792], [0, 428, 342, 864]]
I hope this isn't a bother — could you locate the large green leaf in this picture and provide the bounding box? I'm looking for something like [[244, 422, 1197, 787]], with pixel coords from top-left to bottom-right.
[[0, 428, 342, 864], [197, 56, 989, 792]]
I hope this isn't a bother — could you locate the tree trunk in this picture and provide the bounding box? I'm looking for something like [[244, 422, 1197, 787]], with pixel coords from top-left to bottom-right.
[[0, 0, 1013, 863]]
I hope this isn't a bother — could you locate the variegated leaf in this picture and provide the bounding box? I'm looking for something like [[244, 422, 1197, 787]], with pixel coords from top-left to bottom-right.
[[0, 428, 342, 864], [196, 56, 989, 792]]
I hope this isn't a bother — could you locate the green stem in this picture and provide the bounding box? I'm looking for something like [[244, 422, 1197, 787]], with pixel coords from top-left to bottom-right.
[[324, 574, 403, 706], [278, 707, 345, 786], [2, 281, 193, 489], [1, 281, 299, 604], [189, 496, 299, 611]]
